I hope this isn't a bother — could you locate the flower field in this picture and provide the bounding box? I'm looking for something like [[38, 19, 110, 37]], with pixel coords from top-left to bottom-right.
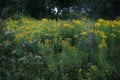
[[0, 17, 120, 80]]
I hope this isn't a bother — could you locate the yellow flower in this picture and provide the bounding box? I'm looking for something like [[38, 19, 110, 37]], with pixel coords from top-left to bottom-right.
[[81, 32, 87, 36], [72, 20, 81, 25], [41, 18, 48, 23], [91, 65, 97, 71], [99, 32, 107, 39], [111, 24, 115, 28], [63, 23, 69, 28], [101, 34, 107, 39], [98, 18, 104, 23], [15, 33, 24, 41], [95, 22, 101, 27]]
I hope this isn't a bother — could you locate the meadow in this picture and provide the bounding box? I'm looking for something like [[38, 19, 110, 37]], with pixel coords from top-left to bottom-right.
[[0, 17, 120, 80]]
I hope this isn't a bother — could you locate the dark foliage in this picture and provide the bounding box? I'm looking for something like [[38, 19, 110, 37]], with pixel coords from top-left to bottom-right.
[[0, 0, 120, 19]]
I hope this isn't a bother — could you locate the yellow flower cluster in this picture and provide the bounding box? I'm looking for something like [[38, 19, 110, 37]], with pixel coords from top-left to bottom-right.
[[63, 22, 69, 28], [95, 18, 120, 28], [99, 31, 107, 39], [3, 17, 120, 48], [72, 20, 81, 25], [81, 32, 87, 36]]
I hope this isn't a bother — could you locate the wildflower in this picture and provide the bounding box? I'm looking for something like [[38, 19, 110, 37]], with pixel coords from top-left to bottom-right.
[[115, 21, 120, 26], [91, 65, 97, 71], [41, 18, 48, 23], [63, 23, 69, 28], [105, 21, 111, 27], [99, 32, 107, 39], [76, 20, 81, 25], [98, 18, 104, 23], [72, 20, 81, 25], [111, 24, 115, 28], [81, 32, 87, 36], [95, 22, 101, 27], [101, 34, 107, 39]]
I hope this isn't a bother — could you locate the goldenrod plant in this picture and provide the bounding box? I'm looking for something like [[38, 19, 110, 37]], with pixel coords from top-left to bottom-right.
[[0, 17, 120, 80]]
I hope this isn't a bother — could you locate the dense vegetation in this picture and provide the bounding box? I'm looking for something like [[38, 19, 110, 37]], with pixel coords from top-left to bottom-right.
[[0, 0, 120, 80], [0, 17, 120, 80], [0, 0, 120, 19]]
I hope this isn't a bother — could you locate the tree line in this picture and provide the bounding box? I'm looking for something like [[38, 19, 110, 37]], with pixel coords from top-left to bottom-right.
[[0, 0, 120, 19]]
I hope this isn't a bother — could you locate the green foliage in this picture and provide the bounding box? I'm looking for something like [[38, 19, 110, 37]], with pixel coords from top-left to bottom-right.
[[0, 0, 120, 19], [0, 17, 120, 79]]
